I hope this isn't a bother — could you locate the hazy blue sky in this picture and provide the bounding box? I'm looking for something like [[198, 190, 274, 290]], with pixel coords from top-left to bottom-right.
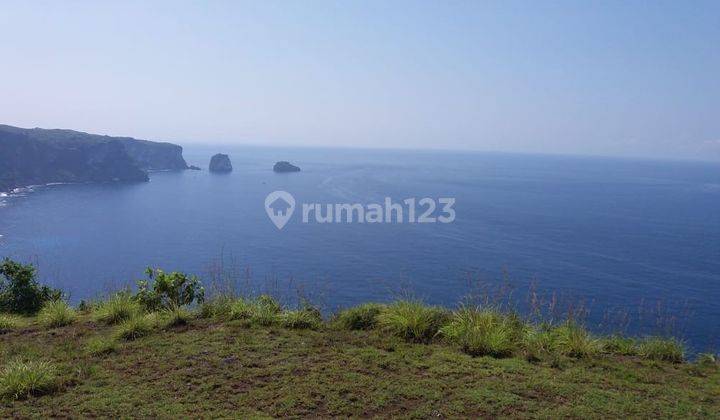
[[1, 1, 719, 159]]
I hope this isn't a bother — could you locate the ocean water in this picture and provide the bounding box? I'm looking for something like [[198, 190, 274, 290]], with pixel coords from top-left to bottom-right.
[[1, 146, 719, 351]]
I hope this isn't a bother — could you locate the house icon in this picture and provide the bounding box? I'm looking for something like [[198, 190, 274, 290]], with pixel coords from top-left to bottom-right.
[[264, 190, 295, 229], [268, 197, 293, 216]]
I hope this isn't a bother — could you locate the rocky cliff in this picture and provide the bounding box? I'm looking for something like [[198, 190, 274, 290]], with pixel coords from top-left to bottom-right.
[[0, 125, 188, 192]]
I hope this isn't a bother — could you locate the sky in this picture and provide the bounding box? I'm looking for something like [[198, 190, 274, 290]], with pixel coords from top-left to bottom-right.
[[1, 0, 719, 160]]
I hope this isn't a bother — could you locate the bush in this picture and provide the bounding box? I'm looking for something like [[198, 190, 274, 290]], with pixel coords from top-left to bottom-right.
[[85, 337, 117, 356], [0, 258, 62, 315], [550, 322, 600, 358], [228, 298, 255, 320], [440, 307, 521, 357], [377, 301, 449, 343], [280, 309, 322, 330], [94, 293, 142, 325], [0, 314, 23, 333], [0, 360, 57, 400], [135, 268, 205, 311], [37, 300, 77, 329], [637, 337, 684, 363], [114, 314, 155, 341], [334, 303, 385, 330]]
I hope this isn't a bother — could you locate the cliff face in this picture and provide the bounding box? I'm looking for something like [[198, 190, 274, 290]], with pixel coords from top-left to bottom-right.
[[0, 125, 188, 192]]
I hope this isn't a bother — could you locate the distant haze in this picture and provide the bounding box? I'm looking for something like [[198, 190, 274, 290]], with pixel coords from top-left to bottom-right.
[[1, 1, 719, 160]]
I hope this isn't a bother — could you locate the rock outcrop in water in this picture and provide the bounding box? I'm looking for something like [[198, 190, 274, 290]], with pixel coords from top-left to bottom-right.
[[273, 161, 301, 173], [0, 124, 189, 192], [209, 154, 233, 172]]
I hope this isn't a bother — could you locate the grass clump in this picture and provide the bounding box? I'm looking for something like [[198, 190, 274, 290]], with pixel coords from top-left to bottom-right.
[[440, 307, 522, 357], [334, 303, 385, 330], [0, 360, 57, 400], [521, 328, 554, 362], [227, 295, 282, 326], [637, 337, 684, 363], [93, 293, 142, 325], [160, 305, 193, 328], [114, 314, 155, 341], [37, 300, 77, 329], [280, 309, 322, 330], [550, 322, 600, 358], [85, 336, 118, 356], [377, 300, 449, 343], [199, 295, 234, 319], [0, 314, 23, 333], [600, 335, 638, 356]]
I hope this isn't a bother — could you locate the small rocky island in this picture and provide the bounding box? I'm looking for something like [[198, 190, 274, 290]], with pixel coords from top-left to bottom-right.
[[273, 161, 301, 173], [209, 154, 233, 172]]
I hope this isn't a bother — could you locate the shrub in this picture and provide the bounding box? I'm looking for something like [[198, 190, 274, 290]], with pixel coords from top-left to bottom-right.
[[0, 314, 23, 333], [377, 301, 449, 343], [334, 303, 385, 330], [161, 305, 193, 328], [0, 360, 57, 400], [114, 314, 155, 341], [94, 293, 142, 325], [37, 300, 77, 328], [85, 336, 117, 356], [280, 309, 322, 330], [637, 337, 684, 363], [550, 323, 600, 358], [439, 307, 521, 357], [135, 268, 205, 311], [0, 258, 62, 315], [600, 335, 638, 356]]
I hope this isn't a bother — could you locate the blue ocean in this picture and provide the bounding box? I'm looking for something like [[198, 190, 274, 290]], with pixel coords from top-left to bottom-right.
[[1, 146, 719, 352]]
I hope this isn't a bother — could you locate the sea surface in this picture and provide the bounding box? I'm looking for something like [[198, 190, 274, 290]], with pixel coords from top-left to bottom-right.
[[1, 146, 719, 352]]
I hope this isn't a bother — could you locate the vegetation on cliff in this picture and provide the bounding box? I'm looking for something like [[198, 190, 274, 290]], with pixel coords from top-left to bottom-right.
[[0, 259, 718, 417]]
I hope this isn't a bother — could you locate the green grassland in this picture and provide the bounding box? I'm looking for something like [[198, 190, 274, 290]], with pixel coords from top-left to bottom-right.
[[1, 300, 719, 418]]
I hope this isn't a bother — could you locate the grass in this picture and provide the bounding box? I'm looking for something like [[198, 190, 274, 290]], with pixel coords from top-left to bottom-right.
[[279, 310, 322, 330], [113, 314, 155, 341], [334, 303, 385, 330], [0, 360, 57, 400], [84, 336, 118, 356], [377, 300, 449, 343], [0, 298, 717, 416], [550, 322, 601, 358], [637, 337, 685, 363], [160, 306, 193, 328], [0, 314, 23, 333], [1, 315, 718, 417], [93, 293, 142, 325], [37, 301, 77, 329], [439, 307, 523, 357]]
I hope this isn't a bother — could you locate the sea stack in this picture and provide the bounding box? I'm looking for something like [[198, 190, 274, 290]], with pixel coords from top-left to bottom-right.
[[273, 161, 301, 173], [209, 154, 232, 172]]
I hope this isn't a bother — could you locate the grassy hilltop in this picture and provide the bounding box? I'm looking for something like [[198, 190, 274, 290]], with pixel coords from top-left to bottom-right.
[[0, 261, 719, 418]]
